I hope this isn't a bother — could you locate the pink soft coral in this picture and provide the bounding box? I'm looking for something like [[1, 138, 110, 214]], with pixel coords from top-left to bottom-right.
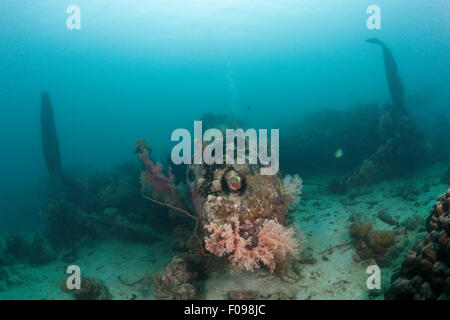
[[147, 161, 176, 195], [135, 140, 187, 217], [204, 218, 299, 272], [135, 140, 176, 197]]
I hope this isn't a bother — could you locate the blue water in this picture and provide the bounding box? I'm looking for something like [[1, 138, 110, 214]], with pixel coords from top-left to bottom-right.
[[0, 1, 448, 257]]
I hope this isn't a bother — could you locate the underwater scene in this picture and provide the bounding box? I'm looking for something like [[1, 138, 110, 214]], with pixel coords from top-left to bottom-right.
[[0, 1, 449, 302]]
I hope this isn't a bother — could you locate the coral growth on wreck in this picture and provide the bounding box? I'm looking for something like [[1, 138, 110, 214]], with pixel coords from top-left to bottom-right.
[[135, 140, 176, 195], [135, 139, 187, 217], [182, 129, 302, 273], [187, 162, 302, 272], [345, 112, 427, 189], [190, 164, 289, 225], [133, 115, 302, 277]]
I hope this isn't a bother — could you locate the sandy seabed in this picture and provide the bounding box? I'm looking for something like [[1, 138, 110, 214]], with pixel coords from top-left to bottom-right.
[[1, 163, 448, 300]]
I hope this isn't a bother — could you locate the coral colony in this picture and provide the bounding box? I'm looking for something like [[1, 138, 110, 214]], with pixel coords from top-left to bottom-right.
[[134, 121, 302, 274]]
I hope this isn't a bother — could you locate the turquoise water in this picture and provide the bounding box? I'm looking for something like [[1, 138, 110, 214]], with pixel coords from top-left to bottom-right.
[[0, 1, 449, 300]]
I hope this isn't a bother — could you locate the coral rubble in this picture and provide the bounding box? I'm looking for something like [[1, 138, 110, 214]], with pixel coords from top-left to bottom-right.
[[350, 221, 395, 262], [154, 256, 200, 300], [387, 187, 450, 300], [227, 290, 258, 300], [71, 277, 111, 300], [4, 236, 32, 263], [328, 178, 348, 195], [29, 233, 56, 265]]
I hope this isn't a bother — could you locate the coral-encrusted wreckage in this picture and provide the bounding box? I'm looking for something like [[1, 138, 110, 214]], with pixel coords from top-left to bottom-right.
[[192, 166, 301, 272], [135, 116, 302, 280], [387, 188, 450, 300], [344, 39, 426, 189], [280, 39, 427, 193], [136, 138, 302, 274], [33, 93, 303, 299]]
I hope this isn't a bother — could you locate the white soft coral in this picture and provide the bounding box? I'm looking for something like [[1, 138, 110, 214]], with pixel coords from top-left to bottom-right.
[[282, 174, 303, 210]]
